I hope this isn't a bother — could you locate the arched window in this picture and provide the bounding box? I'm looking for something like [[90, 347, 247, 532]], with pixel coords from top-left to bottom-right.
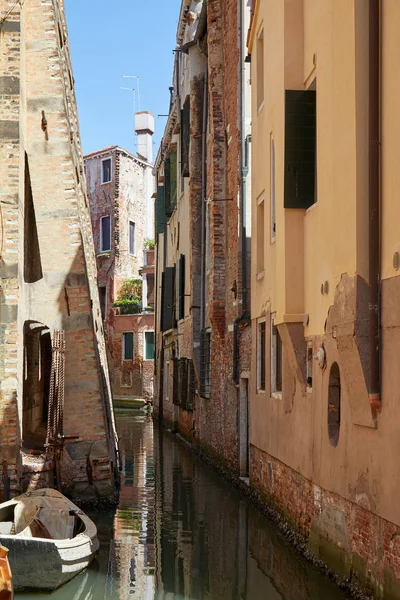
[[328, 362, 341, 447]]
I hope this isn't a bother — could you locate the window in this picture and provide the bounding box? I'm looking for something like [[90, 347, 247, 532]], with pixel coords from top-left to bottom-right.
[[271, 136, 276, 238], [257, 197, 264, 274], [271, 320, 282, 394], [284, 89, 316, 209], [129, 221, 135, 255], [100, 215, 111, 252], [257, 320, 266, 391], [99, 286, 106, 320], [145, 331, 154, 361], [101, 157, 112, 184], [257, 29, 264, 110], [122, 332, 134, 360], [307, 345, 313, 389]]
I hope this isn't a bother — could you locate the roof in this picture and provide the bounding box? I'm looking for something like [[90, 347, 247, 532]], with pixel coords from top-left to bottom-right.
[[84, 145, 153, 167]]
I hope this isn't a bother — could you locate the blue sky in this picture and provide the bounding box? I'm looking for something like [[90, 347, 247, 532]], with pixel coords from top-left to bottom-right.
[[65, 0, 182, 157]]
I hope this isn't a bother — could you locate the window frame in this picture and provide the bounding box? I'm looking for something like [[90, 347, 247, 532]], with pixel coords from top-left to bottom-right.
[[122, 331, 134, 361], [256, 194, 265, 276], [257, 318, 266, 393], [101, 157, 112, 184], [271, 317, 282, 396], [129, 220, 136, 256], [100, 215, 111, 252], [144, 331, 154, 361]]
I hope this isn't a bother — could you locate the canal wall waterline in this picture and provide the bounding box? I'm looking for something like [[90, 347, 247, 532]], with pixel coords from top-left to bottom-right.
[[157, 419, 373, 600]]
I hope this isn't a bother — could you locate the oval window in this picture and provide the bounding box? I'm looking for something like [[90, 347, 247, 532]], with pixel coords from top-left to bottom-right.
[[328, 362, 341, 447]]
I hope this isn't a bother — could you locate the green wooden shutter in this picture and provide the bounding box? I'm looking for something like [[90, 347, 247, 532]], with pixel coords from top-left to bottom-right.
[[123, 332, 134, 360], [284, 90, 316, 209], [161, 267, 175, 332], [155, 185, 165, 236], [145, 331, 154, 360], [179, 254, 185, 320]]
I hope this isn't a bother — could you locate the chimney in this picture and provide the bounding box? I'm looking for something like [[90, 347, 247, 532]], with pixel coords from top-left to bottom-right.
[[134, 111, 155, 163]]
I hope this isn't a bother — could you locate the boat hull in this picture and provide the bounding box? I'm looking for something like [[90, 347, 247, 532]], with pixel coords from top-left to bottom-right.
[[0, 532, 99, 591]]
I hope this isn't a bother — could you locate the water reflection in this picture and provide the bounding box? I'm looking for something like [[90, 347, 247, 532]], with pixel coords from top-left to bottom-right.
[[16, 413, 349, 599]]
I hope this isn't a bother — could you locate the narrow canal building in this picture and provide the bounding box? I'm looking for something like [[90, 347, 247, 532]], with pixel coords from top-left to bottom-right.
[[0, 0, 118, 500], [248, 1, 400, 597], [153, 0, 252, 473], [85, 121, 155, 405]]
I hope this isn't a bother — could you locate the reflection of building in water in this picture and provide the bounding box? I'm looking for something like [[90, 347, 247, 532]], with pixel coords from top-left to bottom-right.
[[111, 417, 155, 599]]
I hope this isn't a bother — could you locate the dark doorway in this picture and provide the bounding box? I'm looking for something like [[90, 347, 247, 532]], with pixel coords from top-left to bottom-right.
[[328, 362, 341, 447], [22, 321, 52, 450]]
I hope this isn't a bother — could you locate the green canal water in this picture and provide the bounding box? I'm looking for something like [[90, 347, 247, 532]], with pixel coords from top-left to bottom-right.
[[16, 412, 351, 600]]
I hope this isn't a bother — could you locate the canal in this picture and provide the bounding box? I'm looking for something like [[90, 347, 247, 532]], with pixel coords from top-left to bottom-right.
[[17, 412, 351, 599]]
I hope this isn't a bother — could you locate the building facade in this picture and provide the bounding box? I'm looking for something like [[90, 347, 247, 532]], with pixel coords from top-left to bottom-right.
[[249, 0, 400, 597], [85, 130, 155, 404], [153, 0, 252, 473], [0, 0, 118, 500]]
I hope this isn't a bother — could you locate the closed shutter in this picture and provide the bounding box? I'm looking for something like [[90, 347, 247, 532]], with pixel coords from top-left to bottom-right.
[[186, 359, 195, 411], [181, 102, 190, 177], [179, 254, 185, 320], [161, 267, 175, 332], [284, 90, 316, 209], [173, 357, 179, 405], [155, 185, 165, 236]]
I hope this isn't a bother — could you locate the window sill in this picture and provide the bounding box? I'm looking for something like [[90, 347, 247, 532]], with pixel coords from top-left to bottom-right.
[[257, 389, 266, 395], [271, 392, 282, 400], [257, 101, 265, 115], [305, 201, 318, 215], [97, 251, 111, 258], [256, 270, 265, 281], [101, 180, 112, 185]]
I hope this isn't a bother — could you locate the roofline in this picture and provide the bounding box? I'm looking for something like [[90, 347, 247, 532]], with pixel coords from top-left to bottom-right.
[[84, 145, 153, 168]]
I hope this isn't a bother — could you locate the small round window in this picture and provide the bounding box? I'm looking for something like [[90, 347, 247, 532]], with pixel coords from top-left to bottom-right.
[[328, 362, 341, 447]]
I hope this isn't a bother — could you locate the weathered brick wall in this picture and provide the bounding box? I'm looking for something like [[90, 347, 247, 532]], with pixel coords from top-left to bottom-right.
[[0, 0, 118, 501], [251, 444, 400, 599]]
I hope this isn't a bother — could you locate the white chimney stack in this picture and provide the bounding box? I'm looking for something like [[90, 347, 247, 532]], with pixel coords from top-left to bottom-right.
[[134, 111, 155, 163]]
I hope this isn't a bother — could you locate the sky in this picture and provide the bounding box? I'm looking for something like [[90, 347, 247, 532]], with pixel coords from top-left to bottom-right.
[[64, 0, 182, 158]]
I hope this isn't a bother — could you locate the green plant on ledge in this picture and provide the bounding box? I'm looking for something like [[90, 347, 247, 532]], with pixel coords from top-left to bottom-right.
[[144, 238, 155, 250], [114, 298, 142, 315], [113, 278, 142, 314]]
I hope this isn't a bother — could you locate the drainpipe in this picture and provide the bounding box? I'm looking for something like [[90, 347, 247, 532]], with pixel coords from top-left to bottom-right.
[[368, 0, 381, 412], [233, 0, 250, 384]]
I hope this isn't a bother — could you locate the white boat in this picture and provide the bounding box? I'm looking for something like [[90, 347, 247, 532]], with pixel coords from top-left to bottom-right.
[[0, 488, 99, 591]]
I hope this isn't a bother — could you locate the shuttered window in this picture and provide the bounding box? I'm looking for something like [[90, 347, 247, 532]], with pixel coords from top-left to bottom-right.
[[145, 331, 154, 360], [165, 152, 177, 218], [161, 266, 176, 332], [284, 90, 316, 209], [123, 332, 134, 360], [155, 185, 165, 236], [175, 254, 186, 321], [181, 102, 190, 178], [200, 329, 211, 397]]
